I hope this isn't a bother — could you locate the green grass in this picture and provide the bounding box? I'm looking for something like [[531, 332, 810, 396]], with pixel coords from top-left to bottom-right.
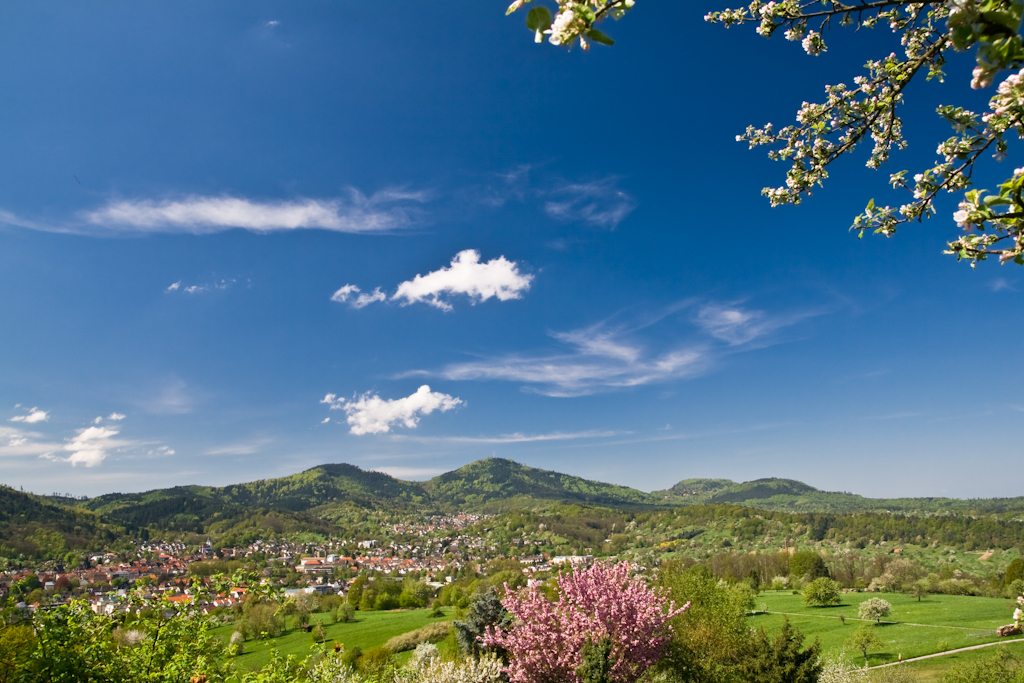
[[210, 607, 453, 671], [749, 591, 1020, 668]]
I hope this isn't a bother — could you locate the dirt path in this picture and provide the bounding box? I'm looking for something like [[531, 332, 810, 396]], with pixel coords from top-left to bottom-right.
[[867, 638, 1024, 669], [762, 611, 993, 632]]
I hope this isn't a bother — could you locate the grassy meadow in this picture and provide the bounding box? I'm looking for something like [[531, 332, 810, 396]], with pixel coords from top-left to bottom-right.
[[749, 590, 1022, 668], [210, 607, 453, 671]]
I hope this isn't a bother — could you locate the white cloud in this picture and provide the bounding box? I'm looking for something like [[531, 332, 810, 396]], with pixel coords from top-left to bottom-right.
[[10, 407, 49, 424], [411, 319, 707, 397], [266, 20, 279, 26], [695, 303, 815, 346], [544, 178, 636, 229], [408, 301, 819, 396], [331, 284, 387, 308], [990, 277, 1016, 292], [204, 438, 273, 456], [391, 429, 623, 444], [59, 425, 124, 468], [166, 278, 238, 295], [83, 189, 427, 235], [391, 250, 533, 311], [166, 281, 181, 292], [322, 385, 462, 435], [108, 412, 126, 421], [0, 426, 62, 458]]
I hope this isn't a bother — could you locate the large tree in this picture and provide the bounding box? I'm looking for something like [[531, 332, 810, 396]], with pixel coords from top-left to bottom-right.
[[509, 0, 1024, 267]]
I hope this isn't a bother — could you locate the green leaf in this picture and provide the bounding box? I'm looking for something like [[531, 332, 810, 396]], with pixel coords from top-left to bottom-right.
[[585, 28, 615, 45], [526, 6, 552, 32]]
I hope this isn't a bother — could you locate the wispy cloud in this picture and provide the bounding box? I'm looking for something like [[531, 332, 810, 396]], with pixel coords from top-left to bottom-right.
[[544, 177, 636, 229], [990, 277, 1016, 292], [205, 438, 273, 456], [407, 302, 818, 396], [0, 426, 61, 458], [10, 407, 49, 424], [141, 379, 193, 415], [321, 386, 462, 435], [330, 284, 387, 308], [165, 278, 239, 295], [389, 429, 624, 444], [332, 249, 533, 312], [82, 189, 428, 235]]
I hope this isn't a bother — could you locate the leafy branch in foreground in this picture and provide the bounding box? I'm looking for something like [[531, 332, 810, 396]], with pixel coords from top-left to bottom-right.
[[514, 0, 1024, 266]]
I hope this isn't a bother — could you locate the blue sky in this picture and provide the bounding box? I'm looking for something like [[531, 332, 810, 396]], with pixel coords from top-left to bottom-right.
[[1, 2, 1022, 498]]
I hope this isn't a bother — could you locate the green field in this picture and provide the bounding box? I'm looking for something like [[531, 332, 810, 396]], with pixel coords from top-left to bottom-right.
[[750, 590, 1021, 668], [210, 607, 453, 671]]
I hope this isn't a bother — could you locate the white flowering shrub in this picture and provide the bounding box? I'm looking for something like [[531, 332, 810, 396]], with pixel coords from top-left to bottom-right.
[[1014, 594, 1023, 628], [414, 653, 505, 683], [512, 1, 1024, 266], [306, 653, 359, 683], [818, 654, 868, 683], [408, 642, 440, 671], [859, 597, 893, 624]]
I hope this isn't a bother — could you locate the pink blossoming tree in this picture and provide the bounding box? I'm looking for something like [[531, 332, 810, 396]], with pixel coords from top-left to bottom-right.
[[482, 561, 688, 683]]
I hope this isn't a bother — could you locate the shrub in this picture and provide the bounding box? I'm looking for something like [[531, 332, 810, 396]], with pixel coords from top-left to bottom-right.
[[803, 578, 842, 607], [859, 598, 892, 624], [384, 621, 451, 653], [229, 631, 245, 655], [359, 645, 395, 676], [415, 653, 505, 683], [236, 603, 284, 639], [334, 602, 355, 623], [1005, 559, 1024, 587], [408, 642, 439, 671], [817, 653, 867, 683]]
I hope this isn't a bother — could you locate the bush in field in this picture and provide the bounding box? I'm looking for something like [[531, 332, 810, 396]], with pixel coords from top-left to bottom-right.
[[335, 601, 356, 623], [237, 603, 285, 639], [1005, 559, 1024, 588], [769, 576, 789, 592], [1007, 579, 1024, 600], [384, 621, 451, 653], [803, 577, 842, 607], [483, 561, 686, 683], [858, 598, 892, 624], [306, 652, 358, 683], [229, 630, 245, 655]]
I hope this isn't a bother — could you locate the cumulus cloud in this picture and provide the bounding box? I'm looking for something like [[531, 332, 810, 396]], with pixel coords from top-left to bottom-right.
[[332, 250, 533, 312], [59, 425, 124, 467], [331, 284, 387, 308], [108, 412, 126, 421], [83, 189, 427, 235], [322, 386, 462, 435], [10, 407, 48, 424], [167, 281, 181, 292], [544, 178, 636, 229], [391, 250, 532, 311]]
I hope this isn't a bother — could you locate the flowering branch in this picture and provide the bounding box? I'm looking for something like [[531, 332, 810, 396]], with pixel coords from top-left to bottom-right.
[[509, 0, 1024, 266]]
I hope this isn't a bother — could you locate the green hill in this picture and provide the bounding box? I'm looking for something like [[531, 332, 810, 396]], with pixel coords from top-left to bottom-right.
[[424, 457, 663, 510]]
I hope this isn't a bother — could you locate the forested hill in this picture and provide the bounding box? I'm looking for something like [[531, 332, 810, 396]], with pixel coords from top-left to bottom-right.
[[423, 458, 663, 510], [5, 459, 1024, 548], [653, 477, 1024, 515]]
